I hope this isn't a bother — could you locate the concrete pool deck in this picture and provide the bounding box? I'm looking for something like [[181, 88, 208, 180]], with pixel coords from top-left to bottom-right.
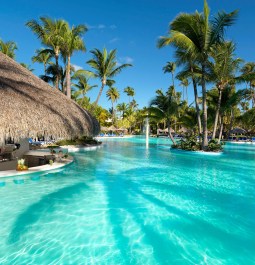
[[0, 157, 73, 178]]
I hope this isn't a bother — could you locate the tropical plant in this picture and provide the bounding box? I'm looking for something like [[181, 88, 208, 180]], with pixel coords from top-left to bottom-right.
[[124, 86, 135, 103], [178, 77, 190, 102], [175, 48, 202, 134], [61, 23, 87, 98], [158, 0, 238, 150], [20, 63, 34, 72], [0, 39, 17, 59], [87, 48, 132, 106], [72, 73, 97, 105], [149, 86, 179, 143], [116, 102, 128, 119], [240, 62, 255, 107], [32, 48, 53, 75], [106, 87, 120, 124], [26, 17, 68, 90], [208, 41, 242, 139], [40, 63, 66, 92], [163, 61, 176, 90]]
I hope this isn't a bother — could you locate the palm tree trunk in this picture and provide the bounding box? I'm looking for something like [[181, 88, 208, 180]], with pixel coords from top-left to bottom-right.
[[171, 72, 175, 93], [201, 63, 208, 150], [192, 77, 202, 135], [212, 89, 222, 139], [167, 120, 176, 144], [66, 55, 71, 98], [227, 109, 234, 139], [218, 115, 224, 144], [112, 101, 114, 125], [94, 82, 105, 106], [55, 53, 59, 90]]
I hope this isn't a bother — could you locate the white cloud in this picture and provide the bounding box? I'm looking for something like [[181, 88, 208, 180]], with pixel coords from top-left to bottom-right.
[[98, 24, 106, 29], [116, 56, 134, 66], [110, 24, 117, 30], [86, 23, 116, 30], [109, 37, 120, 44], [72, 64, 83, 71], [119, 56, 134, 64]]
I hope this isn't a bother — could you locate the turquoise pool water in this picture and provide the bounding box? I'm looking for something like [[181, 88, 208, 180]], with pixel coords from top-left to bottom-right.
[[0, 137, 254, 264]]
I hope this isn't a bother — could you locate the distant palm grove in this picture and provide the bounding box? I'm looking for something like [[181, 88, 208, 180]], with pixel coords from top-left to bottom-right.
[[0, 0, 254, 151]]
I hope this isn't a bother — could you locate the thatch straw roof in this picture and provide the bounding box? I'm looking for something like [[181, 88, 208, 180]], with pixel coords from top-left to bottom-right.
[[230, 127, 247, 135], [0, 53, 99, 144], [108, 125, 117, 131]]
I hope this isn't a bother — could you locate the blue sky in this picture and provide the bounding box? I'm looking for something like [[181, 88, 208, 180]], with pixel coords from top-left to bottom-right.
[[1, 0, 255, 110]]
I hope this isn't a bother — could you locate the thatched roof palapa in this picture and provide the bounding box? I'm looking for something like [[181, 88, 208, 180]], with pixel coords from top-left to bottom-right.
[[0, 53, 100, 144]]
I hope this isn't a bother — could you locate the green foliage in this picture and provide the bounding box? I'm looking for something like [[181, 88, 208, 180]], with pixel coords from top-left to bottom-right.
[[56, 136, 101, 146], [172, 136, 223, 152], [207, 139, 224, 151], [87, 48, 132, 105], [172, 136, 200, 151], [0, 39, 17, 59]]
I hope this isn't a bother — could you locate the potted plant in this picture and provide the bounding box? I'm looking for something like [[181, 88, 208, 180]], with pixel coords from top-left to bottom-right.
[[16, 159, 28, 171]]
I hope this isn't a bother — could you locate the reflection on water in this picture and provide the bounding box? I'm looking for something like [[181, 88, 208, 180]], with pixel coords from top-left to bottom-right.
[[0, 138, 254, 264]]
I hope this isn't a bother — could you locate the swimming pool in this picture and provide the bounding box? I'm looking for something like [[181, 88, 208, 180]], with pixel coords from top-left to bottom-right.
[[0, 137, 254, 264]]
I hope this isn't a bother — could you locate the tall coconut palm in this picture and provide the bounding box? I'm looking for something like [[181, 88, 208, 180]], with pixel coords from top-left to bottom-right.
[[124, 86, 135, 103], [149, 86, 179, 144], [178, 77, 190, 102], [106, 87, 120, 124], [26, 17, 68, 90], [240, 62, 255, 107], [87, 48, 132, 106], [209, 41, 242, 139], [40, 63, 66, 92], [32, 48, 53, 75], [61, 24, 87, 98], [158, 0, 238, 150], [130, 99, 138, 110], [163, 61, 176, 90], [72, 74, 97, 105], [0, 39, 17, 59], [116, 102, 128, 119], [175, 48, 202, 134]]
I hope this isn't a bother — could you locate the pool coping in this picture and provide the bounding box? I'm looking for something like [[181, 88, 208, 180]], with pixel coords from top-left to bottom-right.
[[60, 144, 103, 152], [0, 157, 73, 178]]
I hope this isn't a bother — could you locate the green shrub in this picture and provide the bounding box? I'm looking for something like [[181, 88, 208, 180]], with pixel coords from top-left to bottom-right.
[[172, 136, 200, 151], [172, 136, 223, 152], [207, 139, 224, 152], [56, 136, 101, 146]]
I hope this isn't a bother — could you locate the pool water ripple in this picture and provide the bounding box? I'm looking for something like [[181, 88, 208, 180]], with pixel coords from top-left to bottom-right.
[[0, 138, 254, 264]]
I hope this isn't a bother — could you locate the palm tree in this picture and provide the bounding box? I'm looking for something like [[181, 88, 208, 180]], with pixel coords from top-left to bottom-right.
[[240, 62, 255, 107], [158, 0, 238, 150], [20, 63, 34, 72], [116, 102, 128, 119], [26, 17, 68, 90], [124, 86, 135, 103], [106, 87, 120, 124], [40, 63, 66, 92], [149, 86, 179, 144], [175, 48, 202, 135], [72, 74, 97, 105], [130, 99, 138, 110], [32, 48, 53, 75], [178, 77, 190, 102], [87, 48, 132, 106], [163, 61, 176, 90], [208, 41, 242, 139], [0, 39, 17, 59], [61, 24, 87, 98]]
